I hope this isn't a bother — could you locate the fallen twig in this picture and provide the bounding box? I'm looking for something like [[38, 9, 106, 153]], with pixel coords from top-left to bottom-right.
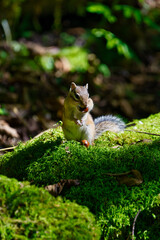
[[125, 129, 160, 137], [0, 123, 60, 152], [0, 146, 16, 152], [132, 209, 141, 240]]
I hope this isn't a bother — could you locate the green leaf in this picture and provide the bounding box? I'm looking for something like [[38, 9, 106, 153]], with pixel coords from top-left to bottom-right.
[[134, 9, 143, 24], [39, 55, 54, 71], [87, 3, 117, 23], [92, 28, 136, 59], [114, 4, 160, 31], [98, 64, 111, 77], [0, 107, 8, 115], [0, 50, 8, 59], [59, 46, 89, 72], [143, 16, 160, 32], [114, 5, 139, 20], [60, 32, 76, 45], [11, 41, 29, 56]]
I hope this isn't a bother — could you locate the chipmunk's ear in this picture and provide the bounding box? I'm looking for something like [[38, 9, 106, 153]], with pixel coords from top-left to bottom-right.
[[85, 83, 88, 90], [70, 82, 76, 91]]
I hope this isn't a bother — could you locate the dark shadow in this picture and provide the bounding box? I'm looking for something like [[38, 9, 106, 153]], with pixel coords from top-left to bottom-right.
[[135, 208, 160, 240], [0, 136, 62, 183]]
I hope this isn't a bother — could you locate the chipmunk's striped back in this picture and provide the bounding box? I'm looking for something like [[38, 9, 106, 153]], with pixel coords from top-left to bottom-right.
[[94, 115, 125, 139]]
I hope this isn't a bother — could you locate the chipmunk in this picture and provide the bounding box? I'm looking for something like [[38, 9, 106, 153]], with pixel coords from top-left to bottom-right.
[[62, 82, 126, 146]]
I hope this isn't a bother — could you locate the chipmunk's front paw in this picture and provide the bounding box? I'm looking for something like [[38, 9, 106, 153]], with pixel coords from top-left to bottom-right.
[[75, 119, 83, 126]]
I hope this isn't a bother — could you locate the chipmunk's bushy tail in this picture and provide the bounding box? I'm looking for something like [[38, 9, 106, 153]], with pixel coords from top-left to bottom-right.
[[94, 115, 126, 139]]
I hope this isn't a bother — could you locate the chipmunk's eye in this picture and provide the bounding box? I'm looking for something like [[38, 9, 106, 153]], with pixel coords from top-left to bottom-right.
[[74, 92, 80, 100]]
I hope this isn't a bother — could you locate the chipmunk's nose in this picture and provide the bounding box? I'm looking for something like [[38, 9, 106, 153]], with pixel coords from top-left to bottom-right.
[[84, 102, 87, 107], [82, 104, 87, 109], [82, 100, 88, 108]]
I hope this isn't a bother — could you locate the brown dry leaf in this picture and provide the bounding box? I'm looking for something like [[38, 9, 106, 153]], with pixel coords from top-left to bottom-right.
[[107, 169, 143, 187], [45, 179, 80, 197], [138, 139, 152, 144], [45, 182, 65, 197]]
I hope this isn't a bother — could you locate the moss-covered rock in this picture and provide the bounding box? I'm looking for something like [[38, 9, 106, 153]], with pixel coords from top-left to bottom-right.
[[0, 175, 100, 240], [0, 113, 160, 239]]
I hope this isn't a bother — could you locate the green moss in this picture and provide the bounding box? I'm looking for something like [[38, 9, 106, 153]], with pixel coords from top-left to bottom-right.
[[134, 194, 160, 240], [0, 175, 100, 240], [0, 113, 160, 239]]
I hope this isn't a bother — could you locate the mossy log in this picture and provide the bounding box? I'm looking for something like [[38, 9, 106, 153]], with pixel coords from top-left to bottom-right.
[[0, 113, 160, 239]]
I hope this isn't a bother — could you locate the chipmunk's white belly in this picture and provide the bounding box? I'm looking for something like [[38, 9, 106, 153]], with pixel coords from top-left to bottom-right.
[[63, 120, 88, 142]]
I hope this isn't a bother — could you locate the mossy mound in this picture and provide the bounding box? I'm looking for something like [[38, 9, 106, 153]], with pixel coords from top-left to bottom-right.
[[0, 113, 160, 239], [0, 175, 100, 240]]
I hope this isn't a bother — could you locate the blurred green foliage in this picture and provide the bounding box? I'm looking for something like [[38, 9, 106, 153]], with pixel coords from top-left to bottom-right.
[[38, 55, 54, 71], [60, 32, 76, 46], [0, 41, 90, 73], [58, 46, 89, 72], [0, 50, 8, 66], [98, 63, 111, 77], [92, 28, 136, 59], [0, 0, 24, 32], [114, 4, 160, 31], [1, 0, 160, 71], [87, 3, 117, 23], [11, 41, 29, 56], [87, 2, 160, 63], [0, 106, 8, 115]]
